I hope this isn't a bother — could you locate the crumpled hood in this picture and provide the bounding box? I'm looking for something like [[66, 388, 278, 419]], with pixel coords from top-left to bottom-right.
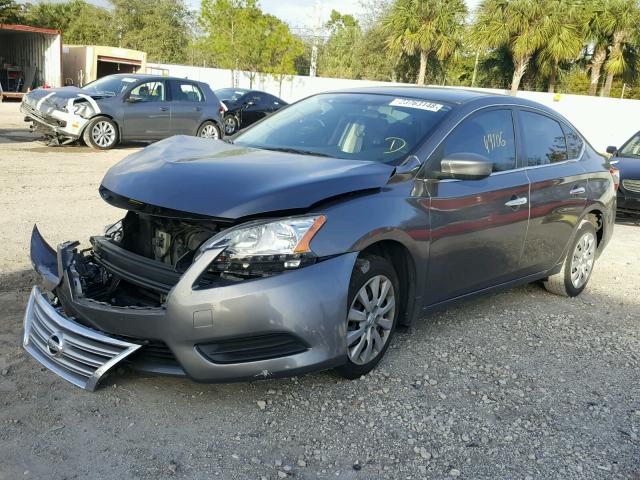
[[616, 156, 640, 180], [23, 86, 104, 111], [100, 135, 394, 219]]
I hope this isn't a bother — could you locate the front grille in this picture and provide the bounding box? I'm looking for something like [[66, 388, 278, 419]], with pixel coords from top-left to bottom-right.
[[197, 333, 308, 364], [23, 287, 142, 391], [622, 179, 640, 194]]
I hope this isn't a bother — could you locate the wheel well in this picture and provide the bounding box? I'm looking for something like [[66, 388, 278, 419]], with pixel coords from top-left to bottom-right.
[[360, 241, 417, 326], [586, 210, 604, 247]]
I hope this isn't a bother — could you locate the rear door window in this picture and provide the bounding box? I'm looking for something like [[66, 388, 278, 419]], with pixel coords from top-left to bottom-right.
[[170, 82, 204, 102], [520, 111, 568, 166], [562, 123, 584, 159], [437, 109, 517, 173]]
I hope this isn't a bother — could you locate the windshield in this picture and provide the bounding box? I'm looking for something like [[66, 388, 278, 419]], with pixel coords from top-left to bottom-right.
[[619, 133, 640, 158], [82, 76, 139, 96], [233, 93, 452, 164], [215, 88, 249, 102]]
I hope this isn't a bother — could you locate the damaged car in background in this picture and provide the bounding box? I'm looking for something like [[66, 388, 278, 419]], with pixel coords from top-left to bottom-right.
[[20, 73, 225, 149], [24, 88, 617, 391]]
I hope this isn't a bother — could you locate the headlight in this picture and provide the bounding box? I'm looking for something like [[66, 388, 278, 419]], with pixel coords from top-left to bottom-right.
[[197, 215, 326, 278]]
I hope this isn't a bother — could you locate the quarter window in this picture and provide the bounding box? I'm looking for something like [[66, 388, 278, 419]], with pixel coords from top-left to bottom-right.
[[170, 82, 204, 102], [562, 123, 584, 159], [521, 111, 568, 166], [438, 109, 517, 172]]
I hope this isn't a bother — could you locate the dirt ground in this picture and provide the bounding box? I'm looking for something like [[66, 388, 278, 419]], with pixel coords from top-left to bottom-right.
[[0, 102, 639, 479]]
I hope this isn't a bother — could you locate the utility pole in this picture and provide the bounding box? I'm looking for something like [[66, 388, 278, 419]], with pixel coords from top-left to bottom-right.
[[309, 0, 322, 77]]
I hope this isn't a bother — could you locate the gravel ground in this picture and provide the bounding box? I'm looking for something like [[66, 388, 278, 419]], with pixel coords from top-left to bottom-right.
[[1, 102, 639, 480]]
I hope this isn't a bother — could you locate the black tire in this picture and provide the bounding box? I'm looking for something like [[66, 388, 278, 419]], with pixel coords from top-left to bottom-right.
[[224, 115, 239, 135], [82, 116, 118, 150], [543, 219, 597, 297], [335, 255, 400, 379], [197, 120, 222, 139]]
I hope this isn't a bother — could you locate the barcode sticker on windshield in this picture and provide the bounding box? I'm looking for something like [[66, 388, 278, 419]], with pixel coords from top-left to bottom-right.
[[389, 98, 443, 112]]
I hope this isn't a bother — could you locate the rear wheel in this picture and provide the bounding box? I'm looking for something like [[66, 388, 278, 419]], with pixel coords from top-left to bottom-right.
[[197, 121, 221, 139], [335, 255, 399, 379], [83, 117, 118, 150], [543, 219, 597, 297], [224, 115, 239, 135]]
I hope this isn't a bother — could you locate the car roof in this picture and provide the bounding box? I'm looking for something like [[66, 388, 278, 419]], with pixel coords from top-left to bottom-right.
[[327, 86, 494, 104], [105, 73, 201, 83], [324, 85, 563, 116]]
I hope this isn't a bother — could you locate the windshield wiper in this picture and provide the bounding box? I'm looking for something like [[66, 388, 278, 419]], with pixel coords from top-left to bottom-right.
[[260, 146, 333, 158]]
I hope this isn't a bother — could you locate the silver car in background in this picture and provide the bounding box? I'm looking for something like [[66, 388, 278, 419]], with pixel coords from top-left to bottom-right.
[[20, 74, 225, 149]]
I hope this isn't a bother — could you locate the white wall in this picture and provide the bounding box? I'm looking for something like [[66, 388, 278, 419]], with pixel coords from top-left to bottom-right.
[[149, 62, 640, 153]]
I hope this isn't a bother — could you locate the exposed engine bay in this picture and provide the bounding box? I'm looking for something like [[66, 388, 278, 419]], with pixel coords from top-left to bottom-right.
[[115, 211, 218, 268], [72, 211, 224, 308]]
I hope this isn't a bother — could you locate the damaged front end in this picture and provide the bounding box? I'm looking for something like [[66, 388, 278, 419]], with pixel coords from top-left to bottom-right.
[[20, 87, 98, 145], [25, 209, 230, 390], [24, 204, 355, 391]]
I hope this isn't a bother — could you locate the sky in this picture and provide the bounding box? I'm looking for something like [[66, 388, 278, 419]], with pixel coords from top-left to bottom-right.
[[185, 0, 482, 32]]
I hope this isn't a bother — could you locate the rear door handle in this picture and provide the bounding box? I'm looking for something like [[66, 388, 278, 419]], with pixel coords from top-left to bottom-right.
[[570, 186, 586, 195], [195, 107, 202, 112], [160, 107, 169, 112], [505, 196, 528, 208]]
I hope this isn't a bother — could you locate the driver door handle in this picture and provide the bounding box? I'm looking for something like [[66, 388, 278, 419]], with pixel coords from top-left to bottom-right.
[[160, 107, 169, 112], [505, 196, 528, 207]]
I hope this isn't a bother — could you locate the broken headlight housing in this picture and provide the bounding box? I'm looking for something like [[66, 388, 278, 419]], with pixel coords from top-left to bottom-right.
[[197, 215, 326, 278]]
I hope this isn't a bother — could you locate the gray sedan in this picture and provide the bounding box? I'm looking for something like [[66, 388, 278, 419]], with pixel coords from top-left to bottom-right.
[[24, 87, 616, 390], [20, 74, 225, 149]]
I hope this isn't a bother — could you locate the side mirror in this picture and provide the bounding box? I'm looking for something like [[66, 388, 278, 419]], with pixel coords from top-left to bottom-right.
[[243, 101, 254, 109], [440, 153, 493, 180], [606, 145, 617, 155]]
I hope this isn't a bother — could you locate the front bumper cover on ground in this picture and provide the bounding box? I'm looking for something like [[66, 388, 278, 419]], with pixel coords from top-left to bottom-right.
[[24, 226, 356, 390]]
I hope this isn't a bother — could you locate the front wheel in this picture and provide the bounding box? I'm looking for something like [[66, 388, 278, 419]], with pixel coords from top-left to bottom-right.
[[543, 219, 597, 297], [335, 255, 399, 379], [83, 117, 118, 150], [197, 121, 221, 139]]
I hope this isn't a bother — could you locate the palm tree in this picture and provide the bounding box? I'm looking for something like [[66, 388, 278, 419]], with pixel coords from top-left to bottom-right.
[[383, 0, 467, 86], [472, 0, 549, 95], [584, 0, 613, 95], [536, 0, 585, 93], [600, 0, 640, 97]]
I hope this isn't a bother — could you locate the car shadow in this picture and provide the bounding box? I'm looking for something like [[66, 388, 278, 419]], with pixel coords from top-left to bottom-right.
[[616, 215, 640, 227], [0, 128, 40, 144]]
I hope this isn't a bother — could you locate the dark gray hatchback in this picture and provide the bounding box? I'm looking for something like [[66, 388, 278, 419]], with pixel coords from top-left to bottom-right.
[[21, 74, 225, 149], [25, 87, 616, 390]]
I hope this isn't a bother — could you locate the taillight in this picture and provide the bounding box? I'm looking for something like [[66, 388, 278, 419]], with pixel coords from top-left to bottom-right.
[[219, 101, 228, 114], [609, 166, 620, 190]]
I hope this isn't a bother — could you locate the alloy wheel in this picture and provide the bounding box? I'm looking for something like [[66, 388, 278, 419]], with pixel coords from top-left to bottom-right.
[[224, 116, 237, 135], [570, 231, 596, 288], [199, 124, 219, 139], [347, 274, 395, 365], [91, 121, 116, 148]]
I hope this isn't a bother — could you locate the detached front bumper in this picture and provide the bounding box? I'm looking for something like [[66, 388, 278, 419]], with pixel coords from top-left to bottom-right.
[[20, 102, 88, 140], [25, 227, 356, 390]]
